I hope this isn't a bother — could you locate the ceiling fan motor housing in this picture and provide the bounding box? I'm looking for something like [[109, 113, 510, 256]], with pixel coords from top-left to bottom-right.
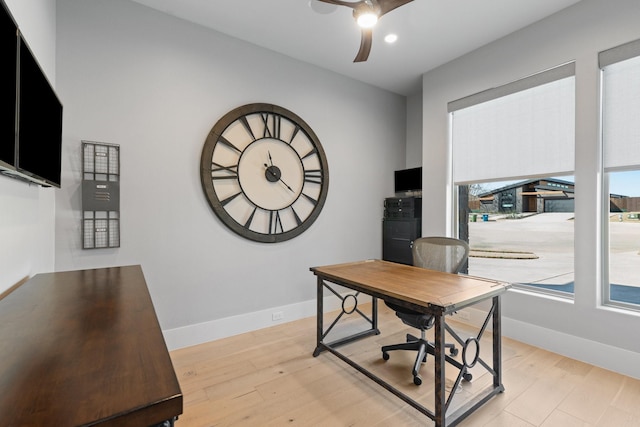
[[353, 0, 381, 21]]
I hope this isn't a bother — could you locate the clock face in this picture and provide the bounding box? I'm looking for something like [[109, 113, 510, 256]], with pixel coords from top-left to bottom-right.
[[200, 103, 329, 243]]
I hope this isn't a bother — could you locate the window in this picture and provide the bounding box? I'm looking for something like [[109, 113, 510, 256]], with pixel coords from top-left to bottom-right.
[[600, 39, 640, 309], [450, 63, 576, 297]]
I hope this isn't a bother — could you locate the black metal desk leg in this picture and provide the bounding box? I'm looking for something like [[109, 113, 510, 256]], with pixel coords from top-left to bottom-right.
[[372, 297, 378, 331], [313, 277, 324, 357], [492, 296, 503, 389], [434, 312, 446, 427]]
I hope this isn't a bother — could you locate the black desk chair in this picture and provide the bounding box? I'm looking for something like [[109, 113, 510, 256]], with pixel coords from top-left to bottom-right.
[[381, 236, 470, 385]]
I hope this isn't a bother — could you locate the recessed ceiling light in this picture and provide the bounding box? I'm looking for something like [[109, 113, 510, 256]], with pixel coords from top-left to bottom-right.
[[384, 34, 398, 44]]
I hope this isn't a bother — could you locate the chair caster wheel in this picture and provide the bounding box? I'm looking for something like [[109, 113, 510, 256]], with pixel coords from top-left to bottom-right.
[[382, 352, 389, 361], [463, 372, 473, 382], [413, 375, 422, 386], [450, 348, 459, 357]]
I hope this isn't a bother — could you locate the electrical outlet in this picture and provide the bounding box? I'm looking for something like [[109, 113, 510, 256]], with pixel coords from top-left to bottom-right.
[[272, 311, 284, 321], [457, 311, 470, 321]]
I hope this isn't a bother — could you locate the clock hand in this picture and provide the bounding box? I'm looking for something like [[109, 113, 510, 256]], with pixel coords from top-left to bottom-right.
[[280, 179, 294, 192], [268, 151, 274, 166], [264, 163, 295, 193]]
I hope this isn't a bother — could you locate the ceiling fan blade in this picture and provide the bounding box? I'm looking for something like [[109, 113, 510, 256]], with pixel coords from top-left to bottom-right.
[[315, 0, 365, 10], [353, 28, 373, 62], [378, 0, 414, 17]]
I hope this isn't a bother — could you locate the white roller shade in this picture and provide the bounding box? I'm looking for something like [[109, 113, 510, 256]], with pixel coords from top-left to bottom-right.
[[450, 65, 575, 185], [602, 53, 640, 171]]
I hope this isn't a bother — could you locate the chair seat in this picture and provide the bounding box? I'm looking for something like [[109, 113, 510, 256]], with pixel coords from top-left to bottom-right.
[[384, 301, 434, 330]]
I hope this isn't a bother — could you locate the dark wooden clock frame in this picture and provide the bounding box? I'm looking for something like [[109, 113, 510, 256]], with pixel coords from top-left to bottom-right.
[[200, 103, 329, 243]]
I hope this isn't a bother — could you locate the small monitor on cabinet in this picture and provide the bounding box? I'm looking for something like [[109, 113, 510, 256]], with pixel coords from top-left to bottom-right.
[[394, 167, 422, 195]]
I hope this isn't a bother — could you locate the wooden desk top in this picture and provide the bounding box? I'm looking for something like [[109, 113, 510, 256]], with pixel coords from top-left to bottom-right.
[[311, 259, 510, 313], [0, 265, 183, 427]]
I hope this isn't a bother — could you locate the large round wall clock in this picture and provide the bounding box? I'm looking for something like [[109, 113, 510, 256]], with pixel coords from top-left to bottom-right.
[[200, 103, 329, 243]]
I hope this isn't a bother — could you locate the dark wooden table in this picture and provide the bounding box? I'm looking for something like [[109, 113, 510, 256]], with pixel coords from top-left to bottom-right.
[[311, 259, 511, 427], [0, 265, 183, 427]]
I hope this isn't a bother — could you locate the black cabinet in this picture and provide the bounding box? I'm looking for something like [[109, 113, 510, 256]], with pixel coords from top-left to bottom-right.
[[383, 197, 421, 220], [382, 197, 421, 265]]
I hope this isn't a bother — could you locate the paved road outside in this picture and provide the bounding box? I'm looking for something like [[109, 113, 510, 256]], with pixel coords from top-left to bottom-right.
[[468, 212, 640, 288]]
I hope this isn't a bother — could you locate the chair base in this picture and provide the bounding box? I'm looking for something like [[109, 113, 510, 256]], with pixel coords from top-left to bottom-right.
[[382, 334, 469, 386]]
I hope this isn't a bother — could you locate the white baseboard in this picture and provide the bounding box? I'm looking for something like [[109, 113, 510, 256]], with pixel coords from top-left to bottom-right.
[[164, 299, 640, 380], [163, 294, 346, 351], [452, 306, 640, 380], [502, 316, 640, 379]]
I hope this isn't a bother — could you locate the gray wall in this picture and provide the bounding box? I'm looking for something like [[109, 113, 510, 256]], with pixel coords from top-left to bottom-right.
[[420, 0, 640, 376], [53, 0, 405, 345], [405, 92, 422, 168]]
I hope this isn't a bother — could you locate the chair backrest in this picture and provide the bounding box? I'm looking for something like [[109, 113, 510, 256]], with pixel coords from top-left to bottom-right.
[[412, 237, 469, 274]]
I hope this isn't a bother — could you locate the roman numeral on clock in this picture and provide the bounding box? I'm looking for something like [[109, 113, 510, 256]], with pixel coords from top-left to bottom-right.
[[261, 113, 281, 139], [304, 169, 322, 185], [211, 162, 238, 180], [269, 210, 283, 234]]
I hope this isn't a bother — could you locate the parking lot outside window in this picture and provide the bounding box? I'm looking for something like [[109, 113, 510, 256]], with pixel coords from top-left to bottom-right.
[[459, 179, 576, 298]]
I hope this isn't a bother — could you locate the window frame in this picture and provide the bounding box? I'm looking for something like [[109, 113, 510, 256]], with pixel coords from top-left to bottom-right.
[[449, 64, 577, 298], [599, 38, 640, 312]]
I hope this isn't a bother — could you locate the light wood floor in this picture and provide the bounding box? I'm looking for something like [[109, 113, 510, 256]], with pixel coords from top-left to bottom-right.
[[170, 303, 640, 426]]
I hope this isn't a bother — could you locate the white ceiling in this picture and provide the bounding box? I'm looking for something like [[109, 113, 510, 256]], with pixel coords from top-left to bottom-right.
[[129, 0, 582, 96]]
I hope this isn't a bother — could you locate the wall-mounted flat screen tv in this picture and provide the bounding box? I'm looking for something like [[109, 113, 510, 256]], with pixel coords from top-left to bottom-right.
[[0, 0, 63, 188], [16, 33, 63, 187], [0, 0, 17, 171], [394, 167, 422, 193]]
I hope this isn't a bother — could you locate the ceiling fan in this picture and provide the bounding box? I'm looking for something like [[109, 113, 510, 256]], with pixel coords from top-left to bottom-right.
[[316, 0, 414, 62]]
